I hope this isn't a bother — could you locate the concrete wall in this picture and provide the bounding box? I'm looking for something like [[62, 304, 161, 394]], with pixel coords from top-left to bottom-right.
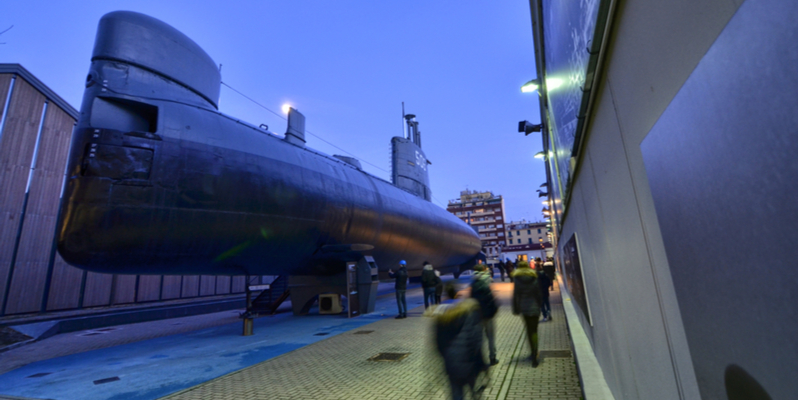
[[553, 0, 795, 399]]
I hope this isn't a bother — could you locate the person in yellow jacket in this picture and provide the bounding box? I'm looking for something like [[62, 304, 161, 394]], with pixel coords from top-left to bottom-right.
[[511, 261, 543, 367]]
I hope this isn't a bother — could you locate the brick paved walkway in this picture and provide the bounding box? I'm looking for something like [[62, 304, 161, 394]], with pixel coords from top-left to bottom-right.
[[160, 279, 582, 400]]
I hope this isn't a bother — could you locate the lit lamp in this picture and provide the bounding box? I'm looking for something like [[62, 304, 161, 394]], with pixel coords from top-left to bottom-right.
[[534, 151, 546, 159]]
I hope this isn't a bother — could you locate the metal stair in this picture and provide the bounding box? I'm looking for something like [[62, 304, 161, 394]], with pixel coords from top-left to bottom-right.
[[246, 275, 289, 315]]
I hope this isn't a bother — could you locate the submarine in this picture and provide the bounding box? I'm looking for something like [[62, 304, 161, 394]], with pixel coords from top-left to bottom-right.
[[56, 11, 483, 282]]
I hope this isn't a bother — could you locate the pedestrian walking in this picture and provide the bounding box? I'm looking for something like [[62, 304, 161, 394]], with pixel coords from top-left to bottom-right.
[[498, 261, 506, 282], [421, 261, 438, 309], [544, 259, 556, 291], [505, 259, 515, 283], [471, 261, 499, 366], [511, 262, 543, 367], [431, 282, 486, 400], [538, 268, 552, 321], [388, 260, 408, 319]]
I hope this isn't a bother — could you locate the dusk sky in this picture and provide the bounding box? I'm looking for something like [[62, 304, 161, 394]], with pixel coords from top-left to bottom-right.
[[1, 1, 547, 223]]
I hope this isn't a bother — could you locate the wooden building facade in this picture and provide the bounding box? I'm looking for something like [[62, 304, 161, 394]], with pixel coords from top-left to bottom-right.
[[0, 64, 247, 317]]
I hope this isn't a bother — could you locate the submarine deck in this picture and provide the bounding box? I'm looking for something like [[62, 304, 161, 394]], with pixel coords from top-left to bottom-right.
[[0, 276, 595, 400]]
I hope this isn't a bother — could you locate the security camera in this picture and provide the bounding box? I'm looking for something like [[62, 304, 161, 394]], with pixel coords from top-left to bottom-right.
[[518, 120, 542, 136]]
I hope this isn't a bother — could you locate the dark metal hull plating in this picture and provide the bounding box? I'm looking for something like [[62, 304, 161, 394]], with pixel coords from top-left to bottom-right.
[[56, 11, 481, 277]]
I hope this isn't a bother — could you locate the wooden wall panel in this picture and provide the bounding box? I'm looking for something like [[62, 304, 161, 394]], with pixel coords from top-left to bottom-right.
[[0, 79, 45, 314], [112, 274, 136, 304], [231, 276, 245, 293], [199, 276, 216, 296], [136, 275, 161, 302], [5, 104, 74, 314], [45, 253, 83, 310], [215, 276, 231, 295], [0, 75, 12, 121], [181, 275, 199, 298], [161, 276, 182, 300], [82, 272, 112, 307], [3, 213, 50, 313]]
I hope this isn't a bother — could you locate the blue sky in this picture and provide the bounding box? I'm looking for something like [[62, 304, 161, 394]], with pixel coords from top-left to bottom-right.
[[0, 1, 547, 222]]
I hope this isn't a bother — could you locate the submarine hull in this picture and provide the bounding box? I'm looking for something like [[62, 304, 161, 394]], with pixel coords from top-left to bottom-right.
[[56, 11, 482, 277]]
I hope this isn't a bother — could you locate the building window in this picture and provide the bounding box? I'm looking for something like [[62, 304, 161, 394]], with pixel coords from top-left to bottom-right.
[[495, 216, 501, 220], [538, 228, 541, 233], [527, 229, 531, 234], [516, 231, 520, 235], [517, 239, 521, 244], [508, 241, 513, 246], [508, 232, 512, 237], [495, 208, 500, 211], [498, 232, 504, 237], [528, 238, 532, 244]]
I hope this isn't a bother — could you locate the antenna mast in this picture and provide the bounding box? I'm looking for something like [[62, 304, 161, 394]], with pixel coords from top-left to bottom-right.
[[401, 102, 406, 139]]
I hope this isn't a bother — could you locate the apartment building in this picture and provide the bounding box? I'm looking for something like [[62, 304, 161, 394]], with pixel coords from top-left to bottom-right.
[[446, 190, 506, 266]]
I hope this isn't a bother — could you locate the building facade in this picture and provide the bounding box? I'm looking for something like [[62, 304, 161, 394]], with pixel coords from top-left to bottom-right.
[[446, 190, 506, 267], [528, 0, 796, 398], [502, 220, 552, 262]]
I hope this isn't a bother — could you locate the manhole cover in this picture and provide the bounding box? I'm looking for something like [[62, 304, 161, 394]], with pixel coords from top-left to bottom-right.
[[26, 372, 52, 378], [314, 332, 330, 336], [369, 352, 410, 362], [93, 376, 120, 385], [540, 350, 572, 358], [353, 330, 374, 335]]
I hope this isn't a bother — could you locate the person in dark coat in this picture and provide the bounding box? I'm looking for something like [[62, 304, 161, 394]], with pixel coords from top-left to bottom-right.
[[470, 262, 499, 365], [505, 259, 515, 283], [388, 260, 409, 318], [498, 260, 506, 282], [543, 259, 556, 291], [432, 283, 486, 400], [537, 268, 552, 321], [421, 261, 438, 309], [512, 262, 543, 367]]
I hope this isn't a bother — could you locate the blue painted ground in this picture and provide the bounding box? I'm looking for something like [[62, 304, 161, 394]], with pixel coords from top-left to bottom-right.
[[0, 278, 469, 400]]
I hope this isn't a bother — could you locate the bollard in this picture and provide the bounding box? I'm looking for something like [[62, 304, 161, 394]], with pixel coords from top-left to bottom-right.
[[243, 317, 253, 336]]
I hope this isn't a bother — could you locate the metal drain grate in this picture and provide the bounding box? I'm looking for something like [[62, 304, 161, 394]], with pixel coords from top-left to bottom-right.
[[93, 376, 120, 385], [313, 332, 330, 336], [26, 372, 52, 378], [539, 350, 572, 358], [369, 352, 410, 362], [353, 330, 374, 335]]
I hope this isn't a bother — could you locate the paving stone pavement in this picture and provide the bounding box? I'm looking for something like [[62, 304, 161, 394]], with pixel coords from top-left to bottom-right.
[[160, 277, 582, 400]]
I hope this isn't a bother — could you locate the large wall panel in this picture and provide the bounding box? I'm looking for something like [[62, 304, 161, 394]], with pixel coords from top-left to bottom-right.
[[0, 78, 45, 314], [82, 272, 112, 307], [640, 1, 797, 398], [111, 274, 137, 304], [215, 276, 231, 295], [161, 276, 182, 300], [181, 275, 200, 298], [136, 275, 162, 302], [45, 254, 83, 310], [5, 104, 74, 314]]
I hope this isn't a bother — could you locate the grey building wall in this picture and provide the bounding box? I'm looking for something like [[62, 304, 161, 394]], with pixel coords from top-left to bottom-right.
[[547, 0, 795, 399]]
